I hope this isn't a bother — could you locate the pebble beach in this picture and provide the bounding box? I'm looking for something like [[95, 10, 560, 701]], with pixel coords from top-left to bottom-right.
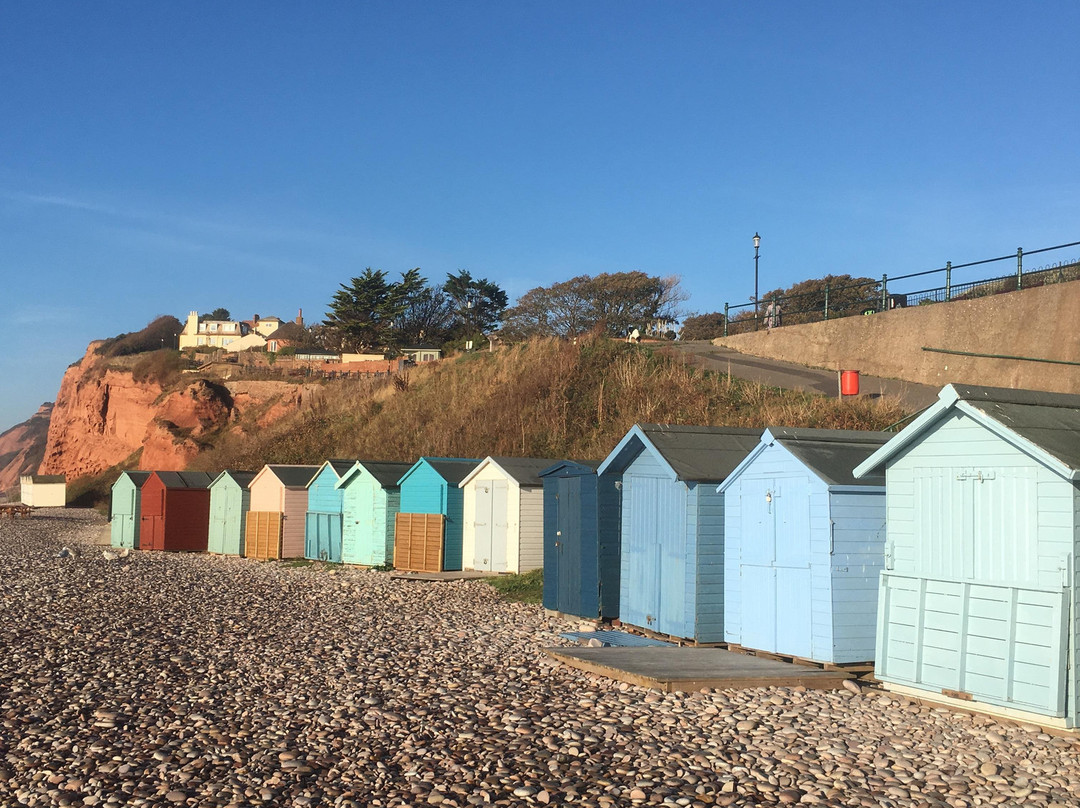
[[2, 510, 1079, 808]]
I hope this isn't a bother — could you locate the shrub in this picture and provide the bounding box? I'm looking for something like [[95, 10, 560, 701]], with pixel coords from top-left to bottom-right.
[[131, 350, 186, 386], [96, 316, 183, 357]]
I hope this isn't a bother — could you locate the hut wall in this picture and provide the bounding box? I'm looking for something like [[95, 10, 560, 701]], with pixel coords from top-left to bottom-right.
[[828, 489, 887, 662], [517, 485, 544, 573]]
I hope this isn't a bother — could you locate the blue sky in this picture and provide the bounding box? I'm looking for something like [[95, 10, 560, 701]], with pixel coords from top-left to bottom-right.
[[2, 2, 1078, 430]]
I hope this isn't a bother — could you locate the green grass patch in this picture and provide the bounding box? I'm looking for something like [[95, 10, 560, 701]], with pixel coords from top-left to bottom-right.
[[485, 568, 544, 604], [280, 559, 314, 568]]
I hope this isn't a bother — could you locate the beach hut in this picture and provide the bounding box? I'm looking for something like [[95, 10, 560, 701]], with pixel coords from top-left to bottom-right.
[[110, 471, 151, 549], [138, 471, 214, 552], [19, 474, 66, 507], [335, 461, 413, 567], [718, 427, 890, 664], [459, 457, 562, 573], [854, 383, 1080, 728], [539, 460, 622, 620], [207, 471, 256, 555], [245, 465, 319, 560], [596, 424, 761, 642], [395, 457, 481, 572], [304, 459, 355, 563]]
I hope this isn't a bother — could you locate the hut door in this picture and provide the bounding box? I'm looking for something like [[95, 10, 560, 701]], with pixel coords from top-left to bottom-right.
[[740, 476, 812, 658], [123, 489, 137, 548], [474, 481, 509, 572], [555, 476, 582, 615], [624, 475, 685, 636]]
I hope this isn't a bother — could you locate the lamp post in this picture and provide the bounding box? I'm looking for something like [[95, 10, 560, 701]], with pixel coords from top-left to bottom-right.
[[753, 232, 761, 325]]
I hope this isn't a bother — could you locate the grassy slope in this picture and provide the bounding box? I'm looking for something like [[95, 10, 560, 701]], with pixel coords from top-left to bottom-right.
[[190, 336, 908, 473]]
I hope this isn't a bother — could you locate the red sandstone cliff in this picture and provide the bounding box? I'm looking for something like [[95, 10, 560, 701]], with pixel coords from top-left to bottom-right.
[[38, 344, 315, 481], [0, 403, 53, 496]]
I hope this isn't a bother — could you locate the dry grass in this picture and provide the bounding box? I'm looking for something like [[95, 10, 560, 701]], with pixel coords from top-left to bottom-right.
[[191, 337, 908, 473]]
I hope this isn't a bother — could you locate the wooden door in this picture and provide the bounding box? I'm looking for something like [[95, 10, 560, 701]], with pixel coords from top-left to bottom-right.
[[244, 512, 283, 560]]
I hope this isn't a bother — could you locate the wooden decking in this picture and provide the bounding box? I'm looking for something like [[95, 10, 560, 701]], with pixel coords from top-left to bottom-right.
[[389, 570, 499, 581], [545, 646, 854, 692]]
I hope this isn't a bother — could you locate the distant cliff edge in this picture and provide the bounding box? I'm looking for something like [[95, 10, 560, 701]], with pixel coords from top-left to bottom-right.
[[0, 403, 54, 497]]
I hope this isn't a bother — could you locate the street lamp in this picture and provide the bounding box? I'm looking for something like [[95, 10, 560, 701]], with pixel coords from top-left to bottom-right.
[[753, 232, 761, 324]]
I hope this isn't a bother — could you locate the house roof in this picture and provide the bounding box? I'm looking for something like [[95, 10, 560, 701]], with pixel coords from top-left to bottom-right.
[[337, 460, 415, 489], [399, 457, 482, 487], [211, 470, 257, 488], [854, 383, 1080, 480], [597, 424, 762, 482], [258, 464, 320, 488], [153, 471, 215, 489], [459, 457, 567, 488]]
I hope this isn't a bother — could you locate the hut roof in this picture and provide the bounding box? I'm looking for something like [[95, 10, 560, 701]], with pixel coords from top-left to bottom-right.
[[336, 460, 415, 489], [211, 470, 257, 488], [854, 383, 1080, 480], [262, 465, 320, 488], [116, 471, 152, 488], [460, 457, 567, 488], [399, 457, 481, 487], [153, 471, 215, 489], [597, 424, 761, 482], [767, 427, 891, 487]]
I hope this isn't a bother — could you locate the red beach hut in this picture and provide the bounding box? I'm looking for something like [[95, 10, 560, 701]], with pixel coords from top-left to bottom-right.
[[139, 471, 214, 552]]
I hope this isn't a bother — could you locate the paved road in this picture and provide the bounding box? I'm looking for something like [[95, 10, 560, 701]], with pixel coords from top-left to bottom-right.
[[669, 341, 939, 412]]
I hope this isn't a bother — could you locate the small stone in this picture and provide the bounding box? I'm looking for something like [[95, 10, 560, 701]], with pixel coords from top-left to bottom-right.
[[841, 679, 861, 695]]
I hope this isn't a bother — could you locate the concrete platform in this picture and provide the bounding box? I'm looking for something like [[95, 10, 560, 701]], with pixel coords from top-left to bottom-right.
[[545, 646, 854, 692], [390, 570, 499, 581]]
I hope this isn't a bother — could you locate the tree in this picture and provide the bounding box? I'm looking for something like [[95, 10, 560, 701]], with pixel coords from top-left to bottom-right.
[[758, 274, 880, 326], [443, 270, 509, 338], [201, 307, 231, 321], [679, 312, 727, 341], [324, 269, 406, 352], [501, 271, 687, 340], [392, 284, 455, 346]]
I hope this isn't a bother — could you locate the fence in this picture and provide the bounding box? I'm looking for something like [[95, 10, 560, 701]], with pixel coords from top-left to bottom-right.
[[723, 240, 1080, 336]]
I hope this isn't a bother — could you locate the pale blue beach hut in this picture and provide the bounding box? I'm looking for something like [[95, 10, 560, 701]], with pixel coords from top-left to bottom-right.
[[854, 384, 1080, 728], [597, 424, 760, 642], [718, 427, 889, 664], [336, 460, 413, 566], [110, 471, 151, 549], [207, 470, 255, 555], [304, 460, 355, 563]]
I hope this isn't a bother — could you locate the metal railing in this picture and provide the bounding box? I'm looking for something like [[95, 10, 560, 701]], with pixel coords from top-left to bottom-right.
[[722, 240, 1080, 336]]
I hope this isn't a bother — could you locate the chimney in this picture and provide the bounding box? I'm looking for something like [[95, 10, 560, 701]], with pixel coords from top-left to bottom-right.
[[296, 308, 304, 327], [253, 314, 260, 325]]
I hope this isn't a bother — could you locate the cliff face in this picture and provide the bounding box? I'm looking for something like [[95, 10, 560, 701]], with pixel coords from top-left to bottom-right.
[[0, 403, 53, 496], [38, 344, 315, 481]]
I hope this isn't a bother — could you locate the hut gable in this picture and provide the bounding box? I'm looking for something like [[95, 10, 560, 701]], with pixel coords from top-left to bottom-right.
[[852, 383, 1080, 726], [208, 471, 256, 555], [304, 459, 358, 563]]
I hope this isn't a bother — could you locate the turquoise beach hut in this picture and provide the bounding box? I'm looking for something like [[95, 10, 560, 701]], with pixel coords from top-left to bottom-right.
[[395, 457, 481, 572], [110, 471, 151, 549], [336, 460, 413, 566], [718, 427, 889, 664], [207, 470, 255, 555], [854, 384, 1080, 728], [597, 424, 760, 643], [304, 459, 355, 563]]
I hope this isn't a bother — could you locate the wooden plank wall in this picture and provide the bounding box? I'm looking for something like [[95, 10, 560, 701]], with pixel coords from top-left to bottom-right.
[[394, 513, 445, 572], [245, 512, 283, 560]]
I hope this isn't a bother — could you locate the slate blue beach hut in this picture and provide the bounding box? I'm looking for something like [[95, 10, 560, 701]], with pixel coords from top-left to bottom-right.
[[207, 471, 255, 555], [336, 460, 413, 566], [304, 460, 355, 563], [395, 457, 481, 572], [854, 384, 1080, 728], [110, 471, 150, 549], [539, 461, 622, 620], [718, 427, 889, 664], [597, 424, 760, 642]]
